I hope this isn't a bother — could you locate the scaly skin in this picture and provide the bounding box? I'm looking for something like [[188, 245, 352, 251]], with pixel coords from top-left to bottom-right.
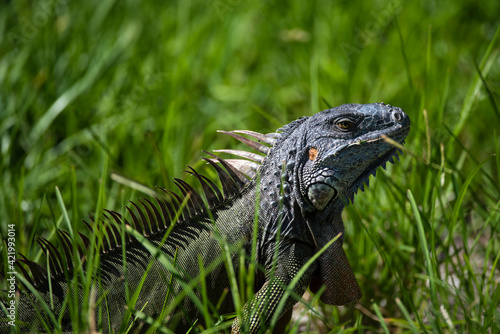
[[1, 103, 410, 333], [231, 103, 410, 332]]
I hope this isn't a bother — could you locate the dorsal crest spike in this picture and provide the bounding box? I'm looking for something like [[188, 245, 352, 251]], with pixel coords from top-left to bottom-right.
[[141, 198, 164, 232], [213, 149, 264, 163], [204, 151, 248, 187], [217, 130, 270, 154], [83, 219, 93, 233], [153, 192, 175, 227], [35, 238, 60, 275], [166, 189, 187, 221], [129, 201, 152, 236], [221, 159, 260, 178], [57, 229, 76, 269], [185, 166, 221, 204], [96, 218, 112, 253], [231, 130, 277, 145], [101, 212, 119, 250], [104, 209, 133, 243], [198, 173, 224, 203], [102, 209, 123, 247], [155, 186, 186, 222], [105, 210, 131, 239], [154, 196, 172, 229], [15, 261, 34, 286], [137, 198, 160, 233], [36, 237, 64, 275], [78, 232, 91, 254], [125, 205, 144, 234], [173, 179, 200, 215], [175, 178, 205, 212], [18, 253, 47, 286], [203, 156, 238, 199]]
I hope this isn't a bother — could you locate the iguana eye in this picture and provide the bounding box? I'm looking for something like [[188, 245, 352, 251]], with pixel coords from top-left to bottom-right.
[[337, 120, 354, 130]]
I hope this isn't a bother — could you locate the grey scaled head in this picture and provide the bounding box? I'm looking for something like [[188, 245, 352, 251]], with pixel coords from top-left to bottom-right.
[[298, 102, 410, 212]]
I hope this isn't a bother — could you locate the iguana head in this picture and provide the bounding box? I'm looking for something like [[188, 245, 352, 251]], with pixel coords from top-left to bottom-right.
[[299, 102, 410, 212]]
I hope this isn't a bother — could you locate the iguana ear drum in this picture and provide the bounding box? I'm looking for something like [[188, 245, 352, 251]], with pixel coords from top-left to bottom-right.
[[307, 183, 336, 210], [309, 147, 318, 161]]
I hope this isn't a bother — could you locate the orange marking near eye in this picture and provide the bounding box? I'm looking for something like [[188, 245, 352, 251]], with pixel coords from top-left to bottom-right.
[[309, 148, 318, 161]]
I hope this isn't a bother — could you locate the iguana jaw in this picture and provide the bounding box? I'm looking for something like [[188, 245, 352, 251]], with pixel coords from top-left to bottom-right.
[[343, 141, 405, 204]]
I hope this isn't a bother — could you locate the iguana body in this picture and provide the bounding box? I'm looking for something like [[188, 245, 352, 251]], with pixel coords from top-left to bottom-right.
[[1, 103, 410, 333]]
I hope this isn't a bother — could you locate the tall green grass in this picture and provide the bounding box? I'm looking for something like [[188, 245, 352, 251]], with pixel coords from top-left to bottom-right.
[[1, 0, 499, 332]]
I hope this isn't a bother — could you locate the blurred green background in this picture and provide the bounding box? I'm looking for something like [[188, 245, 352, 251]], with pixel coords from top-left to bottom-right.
[[1, 0, 499, 332]]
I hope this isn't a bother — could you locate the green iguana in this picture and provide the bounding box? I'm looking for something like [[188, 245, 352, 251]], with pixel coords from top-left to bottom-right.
[[1, 103, 410, 333]]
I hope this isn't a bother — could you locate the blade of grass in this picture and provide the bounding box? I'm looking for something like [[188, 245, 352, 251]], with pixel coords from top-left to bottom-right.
[[372, 301, 390, 334], [55, 186, 73, 239], [453, 24, 500, 135], [395, 297, 420, 334], [407, 189, 442, 333]]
